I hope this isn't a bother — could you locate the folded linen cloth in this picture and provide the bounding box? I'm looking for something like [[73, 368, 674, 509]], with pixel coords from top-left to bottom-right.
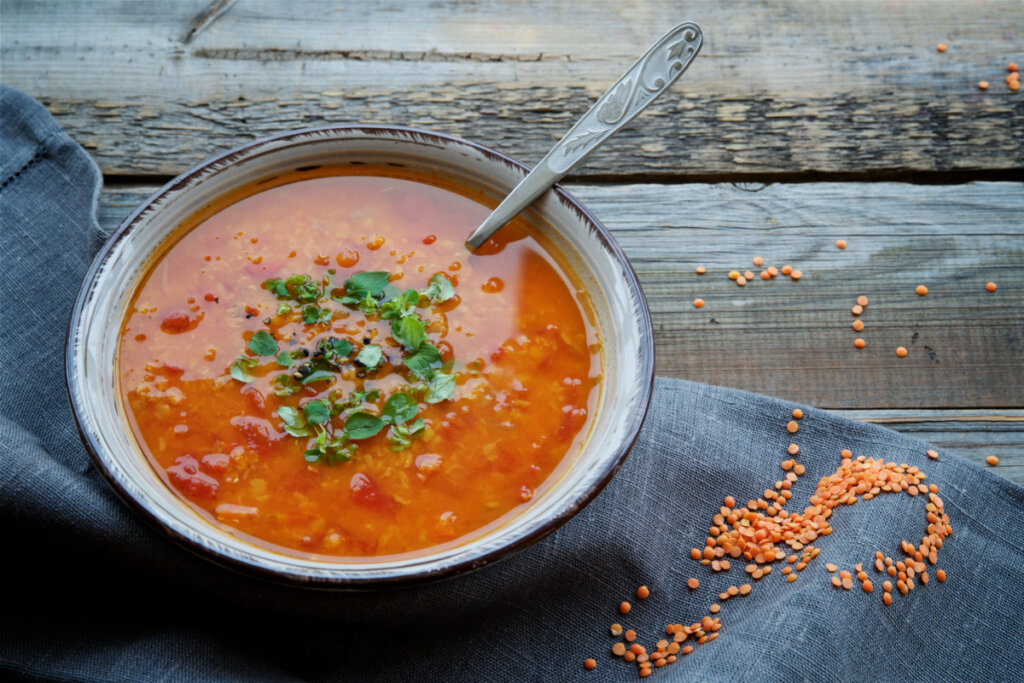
[[2, 84, 1023, 682]]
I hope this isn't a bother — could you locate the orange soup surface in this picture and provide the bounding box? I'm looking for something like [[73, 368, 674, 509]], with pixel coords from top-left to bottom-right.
[[118, 168, 601, 558]]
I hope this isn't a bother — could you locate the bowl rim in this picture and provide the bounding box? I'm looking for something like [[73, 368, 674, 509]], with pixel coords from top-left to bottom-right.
[[65, 124, 655, 589]]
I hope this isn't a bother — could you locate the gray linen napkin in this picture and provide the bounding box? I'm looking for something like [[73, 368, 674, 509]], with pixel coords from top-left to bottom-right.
[[2, 84, 1023, 682]]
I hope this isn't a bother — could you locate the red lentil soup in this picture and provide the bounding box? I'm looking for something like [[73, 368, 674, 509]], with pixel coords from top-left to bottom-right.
[[118, 167, 601, 559]]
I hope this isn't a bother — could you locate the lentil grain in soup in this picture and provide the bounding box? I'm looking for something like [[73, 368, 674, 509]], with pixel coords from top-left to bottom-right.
[[118, 168, 601, 558]]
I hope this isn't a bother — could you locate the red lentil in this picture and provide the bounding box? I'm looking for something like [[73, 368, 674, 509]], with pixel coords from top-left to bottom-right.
[[620, 601, 631, 614], [724, 495, 736, 508], [787, 420, 799, 434], [687, 578, 699, 590], [790, 269, 802, 281], [936, 43, 947, 52], [781, 265, 793, 276], [854, 338, 866, 349], [584, 658, 597, 670], [986, 455, 999, 466], [836, 239, 847, 249], [768, 266, 779, 277], [696, 266, 707, 275], [761, 270, 771, 280], [978, 80, 989, 90], [883, 592, 893, 606], [612, 642, 626, 656], [625, 630, 636, 643], [610, 623, 623, 636], [896, 346, 908, 358], [743, 271, 755, 281], [1011, 63, 1020, 72], [792, 408, 804, 419], [637, 585, 651, 600], [753, 256, 764, 266], [788, 444, 800, 455], [852, 319, 864, 332], [986, 282, 997, 292], [915, 285, 928, 296], [693, 298, 705, 309], [857, 295, 869, 307], [852, 305, 864, 316], [709, 604, 721, 614], [728, 270, 740, 281], [736, 276, 747, 286]]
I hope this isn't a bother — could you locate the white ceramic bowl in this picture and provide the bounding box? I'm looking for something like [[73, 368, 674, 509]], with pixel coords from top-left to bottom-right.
[[66, 126, 654, 588]]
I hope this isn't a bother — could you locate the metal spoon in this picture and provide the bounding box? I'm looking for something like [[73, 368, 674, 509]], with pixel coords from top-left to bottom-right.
[[465, 22, 703, 251]]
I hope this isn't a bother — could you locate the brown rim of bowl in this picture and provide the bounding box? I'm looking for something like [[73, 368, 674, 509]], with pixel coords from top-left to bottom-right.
[[65, 124, 656, 590]]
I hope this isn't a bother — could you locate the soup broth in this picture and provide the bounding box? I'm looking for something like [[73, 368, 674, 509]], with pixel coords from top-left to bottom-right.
[[118, 167, 601, 558]]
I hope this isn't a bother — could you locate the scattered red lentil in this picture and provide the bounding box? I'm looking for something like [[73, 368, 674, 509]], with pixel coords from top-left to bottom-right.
[[625, 630, 636, 643], [936, 43, 947, 53], [978, 80, 989, 90], [611, 623, 623, 636], [753, 256, 764, 266], [1011, 63, 1019, 72], [740, 584, 752, 596], [744, 271, 755, 281], [693, 298, 705, 309], [841, 449, 852, 459], [883, 592, 893, 606], [936, 569, 947, 583], [728, 270, 740, 281], [768, 266, 779, 277], [781, 265, 793, 276], [709, 604, 721, 614], [584, 658, 597, 670], [836, 240, 847, 249], [854, 338, 866, 349], [696, 266, 707, 275], [790, 269, 802, 281], [787, 420, 799, 434], [852, 305, 864, 316], [724, 495, 736, 508], [760, 270, 771, 280], [916, 285, 928, 296], [896, 346, 908, 358], [792, 408, 804, 419], [690, 548, 702, 561], [788, 443, 800, 455], [687, 578, 699, 590], [986, 282, 997, 292], [637, 585, 651, 600], [986, 455, 999, 466], [831, 576, 842, 588], [852, 319, 864, 332], [612, 642, 627, 657], [737, 276, 747, 286], [620, 601, 631, 614], [857, 296, 869, 307], [926, 449, 938, 460]]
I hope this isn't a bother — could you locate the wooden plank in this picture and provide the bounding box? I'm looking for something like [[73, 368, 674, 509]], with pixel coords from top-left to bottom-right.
[[5, 0, 1023, 178], [96, 181, 1024, 410], [834, 410, 1024, 485]]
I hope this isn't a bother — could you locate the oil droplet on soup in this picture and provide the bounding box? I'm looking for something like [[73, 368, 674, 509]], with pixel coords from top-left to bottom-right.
[[118, 168, 601, 558]]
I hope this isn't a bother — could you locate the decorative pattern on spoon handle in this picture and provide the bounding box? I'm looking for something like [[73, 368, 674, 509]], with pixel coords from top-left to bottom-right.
[[545, 23, 703, 174]]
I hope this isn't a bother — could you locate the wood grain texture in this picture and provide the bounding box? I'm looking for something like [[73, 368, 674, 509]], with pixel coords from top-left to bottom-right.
[[4, 0, 1023, 178], [97, 181, 1024, 410]]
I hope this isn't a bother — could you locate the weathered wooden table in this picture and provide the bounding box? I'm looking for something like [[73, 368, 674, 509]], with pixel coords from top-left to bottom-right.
[[4, 0, 1022, 482]]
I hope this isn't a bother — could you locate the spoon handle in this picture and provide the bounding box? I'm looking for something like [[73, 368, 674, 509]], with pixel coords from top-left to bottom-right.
[[465, 22, 703, 250]]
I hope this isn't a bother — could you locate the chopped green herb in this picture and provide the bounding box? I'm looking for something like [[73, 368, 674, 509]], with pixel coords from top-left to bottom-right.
[[276, 303, 292, 316], [355, 344, 384, 370], [382, 392, 419, 425], [344, 412, 385, 440], [423, 273, 455, 304], [404, 341, 442, 379], [273, 373, 300, 396], [388, 417, 425, 452], [342, 271, 390, 302], [317, 337, 353, 366], [303, 399, 332, 425], [229, 356, 259, 383], [425, 371, 456, 403], [277, 406, 312, 437], [248, 330, 279, 357], [300, 368, 335, 385], [276, 351, 294, 368], [391, 315, 427, 352]]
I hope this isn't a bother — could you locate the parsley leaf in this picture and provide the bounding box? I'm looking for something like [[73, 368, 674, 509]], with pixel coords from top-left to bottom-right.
[[276, 351, 294, 368], [425, 371, 456, 403], [423, 273, 455, 304], [229, 356, 259, 383], [317, 337, 353, 366], [344, 412, 385, 440], [403, 341, 442, 379], [355, 344, 384, 370], [263, 278, 290, 298], [382, 392, 418, 425], [248, 330, 279, 356]]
